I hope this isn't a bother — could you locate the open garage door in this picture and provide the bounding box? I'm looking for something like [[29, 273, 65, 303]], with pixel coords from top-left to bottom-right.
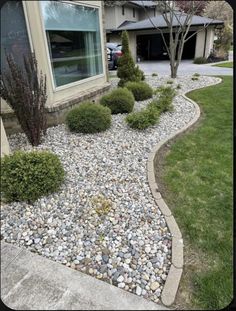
[[137, 32, 196, 61]]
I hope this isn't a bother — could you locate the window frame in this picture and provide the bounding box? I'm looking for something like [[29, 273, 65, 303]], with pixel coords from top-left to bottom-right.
[[133, 8, 135, 18], [38, 0, 105, 92]]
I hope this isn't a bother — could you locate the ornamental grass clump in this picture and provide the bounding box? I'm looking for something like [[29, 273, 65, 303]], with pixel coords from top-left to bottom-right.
[[117, 31, 144, 87], [0, 52, 47, 146], [66, 102, 111, 133], [1, 151, 65, 203], [125, 81, 153, 101], [100, 88, 134, 114]]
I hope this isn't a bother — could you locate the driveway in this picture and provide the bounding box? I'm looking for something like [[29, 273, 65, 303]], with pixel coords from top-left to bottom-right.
[[138, 59, 233, 76]]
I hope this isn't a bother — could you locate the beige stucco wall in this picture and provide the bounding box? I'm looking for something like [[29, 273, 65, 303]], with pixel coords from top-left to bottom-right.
[[105, 4, 139, 30], [1, 117, 10, 157], [1, 0, 108, 114], [195, 27, 215, 58]]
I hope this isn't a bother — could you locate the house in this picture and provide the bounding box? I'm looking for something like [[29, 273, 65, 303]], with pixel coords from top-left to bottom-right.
[[1, 0, 110, 135], [105, 0, 224, 61]]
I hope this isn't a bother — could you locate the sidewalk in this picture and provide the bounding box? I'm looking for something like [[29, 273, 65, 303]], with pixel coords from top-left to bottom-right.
[[1, 242, 169, 310]]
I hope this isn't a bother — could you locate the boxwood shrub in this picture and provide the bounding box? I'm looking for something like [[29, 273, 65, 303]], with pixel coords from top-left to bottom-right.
[[193, 57, 207, 64], [125, 81, 153, 101], [100, 88, 134, 114], [66, 102, 111, 133], [1, 151, 65, 203], [126, 106, 159, 130]]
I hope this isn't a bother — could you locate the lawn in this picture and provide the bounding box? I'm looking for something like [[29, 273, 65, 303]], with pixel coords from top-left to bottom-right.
[[159, 76, 233, 309], [213, 61, 233, 68]]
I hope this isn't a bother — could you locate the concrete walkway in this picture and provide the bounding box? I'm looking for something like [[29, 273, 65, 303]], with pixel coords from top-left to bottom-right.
[[1, 242, 169, 310]]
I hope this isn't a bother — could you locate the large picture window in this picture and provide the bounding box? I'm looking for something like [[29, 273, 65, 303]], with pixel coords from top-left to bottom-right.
[[40, 1, 103, 87], [1, 1, 31, 72]]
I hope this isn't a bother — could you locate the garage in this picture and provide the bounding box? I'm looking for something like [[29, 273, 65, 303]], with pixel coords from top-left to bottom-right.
[[137, 32, 197, 61]]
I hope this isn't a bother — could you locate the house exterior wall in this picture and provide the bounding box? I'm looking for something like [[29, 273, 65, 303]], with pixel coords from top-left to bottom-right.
[[195, 27, 215, 58], [1, 0, 110, 134], [109, 26, 216, 61], [0, 117, 10, 157]]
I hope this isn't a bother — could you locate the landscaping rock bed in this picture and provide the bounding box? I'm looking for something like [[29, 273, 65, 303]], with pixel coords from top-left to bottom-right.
[[1, 75, 220, 304]]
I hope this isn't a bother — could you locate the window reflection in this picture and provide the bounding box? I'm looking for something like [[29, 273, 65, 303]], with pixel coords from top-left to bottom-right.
[[40, 1, 103, 87]]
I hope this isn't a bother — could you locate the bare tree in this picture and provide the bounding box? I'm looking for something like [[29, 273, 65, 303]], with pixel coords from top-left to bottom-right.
[[141, 0, 211, 78]]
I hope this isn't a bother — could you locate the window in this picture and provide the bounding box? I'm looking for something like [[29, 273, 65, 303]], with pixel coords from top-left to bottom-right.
[[153, 8, 156, 17], [40, 1, 103, 87], [122, 5, 125, 15], [1, 1, 31, 72], [133, 8, 135, 18]]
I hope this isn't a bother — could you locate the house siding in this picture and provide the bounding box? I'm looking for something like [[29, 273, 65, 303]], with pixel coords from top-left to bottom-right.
[[1, 0, 110, 134]]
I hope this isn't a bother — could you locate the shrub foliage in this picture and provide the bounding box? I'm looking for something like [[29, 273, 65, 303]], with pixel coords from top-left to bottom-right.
[[1, 151, 65, 203], [125, 81, 153, 101], [193, 57, 208, 64], [0, 52, 47, 146], [117, 31, 144, 87], [100, 88, 134, 114], [126, 106, 159, 130], [66, 102, 111, 133]]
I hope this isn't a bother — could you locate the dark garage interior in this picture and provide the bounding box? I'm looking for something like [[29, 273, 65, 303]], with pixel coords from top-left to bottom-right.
[[137, 32, 197, 61]]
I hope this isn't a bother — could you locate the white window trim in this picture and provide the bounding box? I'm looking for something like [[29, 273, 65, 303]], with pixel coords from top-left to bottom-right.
[[38, 0, 105, 92]]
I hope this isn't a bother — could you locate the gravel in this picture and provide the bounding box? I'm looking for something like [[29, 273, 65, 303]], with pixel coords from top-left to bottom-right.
[[1, 75, 220, 304]]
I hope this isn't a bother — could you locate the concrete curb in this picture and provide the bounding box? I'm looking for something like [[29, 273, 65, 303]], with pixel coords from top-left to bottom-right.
[[147, 77, 222, 307]]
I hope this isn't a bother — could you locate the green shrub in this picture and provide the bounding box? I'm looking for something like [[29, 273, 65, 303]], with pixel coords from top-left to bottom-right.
[[117, 31, 144, 87], [192, 77, 199, 81], [152, 86, 176, 113], [152, 73, 158, 77], [176, 84, 181, 89], [66, 102, 111, 133], [126, 106, 159, 130], [100, 88, 134, 114], [1, 151, 65, 203], [193, 73, 200, 77], [125, 81, 153, 101], [193, 57, 208, 64], [166, 80, 174, 84]]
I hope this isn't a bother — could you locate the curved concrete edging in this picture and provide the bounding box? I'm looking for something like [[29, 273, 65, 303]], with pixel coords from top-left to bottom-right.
[[147, 77, 223, 307]]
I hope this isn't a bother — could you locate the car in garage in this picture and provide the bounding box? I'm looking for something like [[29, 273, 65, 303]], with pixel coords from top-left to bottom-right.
[[107, 43, 123, 70]]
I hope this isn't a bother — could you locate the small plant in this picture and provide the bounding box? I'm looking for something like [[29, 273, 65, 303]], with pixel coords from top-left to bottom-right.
[[166, 80, 174, 84], [193, 73, 200, 77], [125, 81, 153, 101], [91, 194, 112, 216], [193, 57, 208, 64], [100, 88, 134, 114], [126, 106, 159, 130], [117, 31, 144, 87], [1, 151, 65, 203], [176, 84, 181, 89], [152, 73, 158, 77], [154, 86, 176, 112], [66, 102, 111, 133], [1, 52, 47, 146], [192, 77, 199, 81]]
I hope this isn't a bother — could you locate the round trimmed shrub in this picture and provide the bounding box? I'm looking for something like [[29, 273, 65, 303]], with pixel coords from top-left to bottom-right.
[[100, 88, 135, 114], [125, 81, 153, 101], [66, 102, 111, 133], [1, 151, 65, 203]]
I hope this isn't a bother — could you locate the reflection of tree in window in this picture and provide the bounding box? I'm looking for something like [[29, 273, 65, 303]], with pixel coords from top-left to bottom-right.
[[1, 1, 31, 72], [40, 1, 103, 87]]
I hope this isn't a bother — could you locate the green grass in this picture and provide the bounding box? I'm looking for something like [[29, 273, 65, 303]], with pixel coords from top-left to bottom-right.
[[213, 61, 233, 68], [161, 76, 233, 309]]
